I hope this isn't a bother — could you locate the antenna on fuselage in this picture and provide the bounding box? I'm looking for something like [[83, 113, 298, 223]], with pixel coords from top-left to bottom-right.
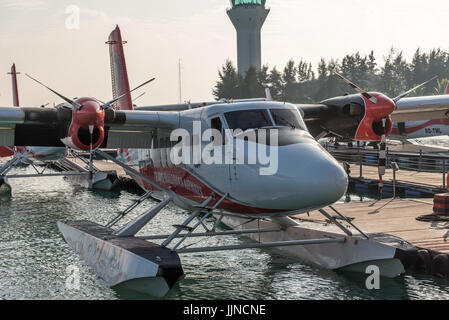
[[178, 59, 182, 104]]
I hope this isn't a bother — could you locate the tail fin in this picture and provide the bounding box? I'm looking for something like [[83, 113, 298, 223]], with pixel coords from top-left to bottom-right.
[[8, 64, 20, 107], [106, 25, 133, 110]]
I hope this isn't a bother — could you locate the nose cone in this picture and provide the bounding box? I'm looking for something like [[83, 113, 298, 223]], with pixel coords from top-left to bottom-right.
[[273, 142, 348, 212], [74, 98, 104, 127], [236, 139, 348, 214]]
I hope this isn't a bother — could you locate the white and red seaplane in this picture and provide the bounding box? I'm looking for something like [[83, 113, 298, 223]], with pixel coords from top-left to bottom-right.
[[2, 26, 449, 296], [0, 64, 119, 192]]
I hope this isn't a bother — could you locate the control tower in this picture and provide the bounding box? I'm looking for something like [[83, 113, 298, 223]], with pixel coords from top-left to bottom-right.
[[227, 0, 270, 76]]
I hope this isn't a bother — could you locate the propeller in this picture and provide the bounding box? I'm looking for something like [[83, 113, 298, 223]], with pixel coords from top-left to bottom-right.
[[25, 74, 82, 109], [335, 71, 437, 106], [393, 76, 438, 103], [26, 74, 155, 110], [334, 72, 378, 104], [334, 72, 437, 200], [132, 92, 146, 103], [100, 78, 155, 109]]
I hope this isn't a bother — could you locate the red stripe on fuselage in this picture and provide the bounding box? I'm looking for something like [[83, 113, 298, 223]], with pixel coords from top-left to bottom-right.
[[391, 118, 449, 135], [128, 162, 287, 215]]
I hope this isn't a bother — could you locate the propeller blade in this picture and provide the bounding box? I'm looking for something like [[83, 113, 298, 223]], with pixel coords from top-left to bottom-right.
[[334, 72, 378, 104], [25, 74, 82, 109], [393, 76, 438, 103], [132, 92, 146, 103], [101, 78, 155, 109], [93, 98, 106, 105]]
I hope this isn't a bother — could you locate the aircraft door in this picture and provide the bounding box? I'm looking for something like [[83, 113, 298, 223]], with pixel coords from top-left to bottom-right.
[[196, 116, 231, 194]]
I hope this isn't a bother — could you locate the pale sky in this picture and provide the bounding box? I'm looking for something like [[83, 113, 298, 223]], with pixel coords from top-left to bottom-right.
[[1, 0, 449, 107]]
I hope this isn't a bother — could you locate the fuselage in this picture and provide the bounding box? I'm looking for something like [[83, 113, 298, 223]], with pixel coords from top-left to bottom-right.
[[390, 119, 449, 140], [119, 101, 348, 218]]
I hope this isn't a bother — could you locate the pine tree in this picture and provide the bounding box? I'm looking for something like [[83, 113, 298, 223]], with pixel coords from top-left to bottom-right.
[[269, 67, 284, 101], [410, 48, 428, 88], [212, 60, 240, 100], [214, 47, 449, 104], [241, 66, 264, 99]]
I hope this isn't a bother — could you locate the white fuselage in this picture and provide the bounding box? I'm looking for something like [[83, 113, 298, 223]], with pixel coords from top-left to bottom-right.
[[119, 101, 348, 218], [390, 119, 449, 140]]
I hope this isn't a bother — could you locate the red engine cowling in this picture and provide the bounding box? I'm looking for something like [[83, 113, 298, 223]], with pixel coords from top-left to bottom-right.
[[354, 93, 395, 141], [62, 98, 105, 151]]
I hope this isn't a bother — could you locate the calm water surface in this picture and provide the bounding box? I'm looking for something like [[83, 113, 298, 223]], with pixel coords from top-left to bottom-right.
[[1, 154, 449, 300]]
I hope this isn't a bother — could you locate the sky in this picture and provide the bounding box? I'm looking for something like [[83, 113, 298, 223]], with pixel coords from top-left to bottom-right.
[[1, 0, 449, 107]]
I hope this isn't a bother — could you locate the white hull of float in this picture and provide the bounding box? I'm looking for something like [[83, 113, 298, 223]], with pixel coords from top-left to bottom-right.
[[216, 215, 407, 278], [64, 171, 119, 191], [57, 221, 183, 297]]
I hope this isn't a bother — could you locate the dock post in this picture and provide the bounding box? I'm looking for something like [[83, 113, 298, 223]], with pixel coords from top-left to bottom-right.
[[443, 160, 446, 189], [393, 167, 396, 198], [359, 153, 363, 178], [418, 149, 422, 172]]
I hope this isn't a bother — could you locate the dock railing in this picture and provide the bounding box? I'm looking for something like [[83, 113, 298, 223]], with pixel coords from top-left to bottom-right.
[[326, 145, 449, 190]]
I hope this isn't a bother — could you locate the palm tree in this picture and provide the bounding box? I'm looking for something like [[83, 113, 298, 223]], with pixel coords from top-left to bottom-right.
[[433, 78, 449, 95]]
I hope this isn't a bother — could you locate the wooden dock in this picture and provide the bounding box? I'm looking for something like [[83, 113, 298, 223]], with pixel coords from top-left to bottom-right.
[[66, 156, 128, 177], [293, 198, 449, 253]]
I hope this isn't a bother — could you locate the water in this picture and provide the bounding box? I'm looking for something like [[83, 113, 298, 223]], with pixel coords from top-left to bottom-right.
[[1, 145, 449, 299]]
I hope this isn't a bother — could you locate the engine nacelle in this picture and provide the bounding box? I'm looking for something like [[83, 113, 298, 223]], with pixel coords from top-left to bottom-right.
[[319, 93, 396, 142], [61, 98, 105, 151], [354, 93, 395, 141]]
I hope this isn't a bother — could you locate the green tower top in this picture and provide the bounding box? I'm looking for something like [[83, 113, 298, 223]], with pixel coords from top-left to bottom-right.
[[231, 0, 266, 7]]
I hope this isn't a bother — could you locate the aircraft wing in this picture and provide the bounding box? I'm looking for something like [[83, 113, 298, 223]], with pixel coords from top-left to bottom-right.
[[298, 95, 449, 141], [297, 103, 354, 139], [391, 95, 449, 122], [0, 106, 179, 149], [105, 110, 179, 148], [297, 104, 329, 120]]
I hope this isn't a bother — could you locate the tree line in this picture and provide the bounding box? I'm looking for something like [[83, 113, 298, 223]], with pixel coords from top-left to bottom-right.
[[213, 48, 449, 103]]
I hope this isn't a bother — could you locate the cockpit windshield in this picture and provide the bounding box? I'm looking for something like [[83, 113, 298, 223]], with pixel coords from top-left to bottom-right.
[[270, 109, 305, 130], [224, 108, 307, 132], [224, 109, 271, 131]]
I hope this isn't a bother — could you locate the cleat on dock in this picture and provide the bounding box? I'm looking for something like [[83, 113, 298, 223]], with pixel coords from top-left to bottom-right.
[[57, 220, 184, 297]]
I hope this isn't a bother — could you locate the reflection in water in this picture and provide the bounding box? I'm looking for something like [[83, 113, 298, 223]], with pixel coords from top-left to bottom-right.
[[0, 163, 448, 299]]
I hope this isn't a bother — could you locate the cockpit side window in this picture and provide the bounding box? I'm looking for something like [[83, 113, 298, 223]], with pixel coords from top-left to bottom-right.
[[211, 117, 222, 132], [270, 109, 306, 130], [224, 109, 272, 131], [210, 116, 225, 144]]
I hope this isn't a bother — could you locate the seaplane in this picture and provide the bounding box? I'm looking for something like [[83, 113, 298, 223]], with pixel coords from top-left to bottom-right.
[[0, 64, 119, 193], [311, 77, 449, 142], [3, 25, 449, 297], [389, 82, 449, 140]]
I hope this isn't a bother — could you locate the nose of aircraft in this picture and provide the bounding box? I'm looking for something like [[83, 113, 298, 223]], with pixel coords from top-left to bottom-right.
[[237, 138, 348, 214], [273, 140, 348, 212]]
